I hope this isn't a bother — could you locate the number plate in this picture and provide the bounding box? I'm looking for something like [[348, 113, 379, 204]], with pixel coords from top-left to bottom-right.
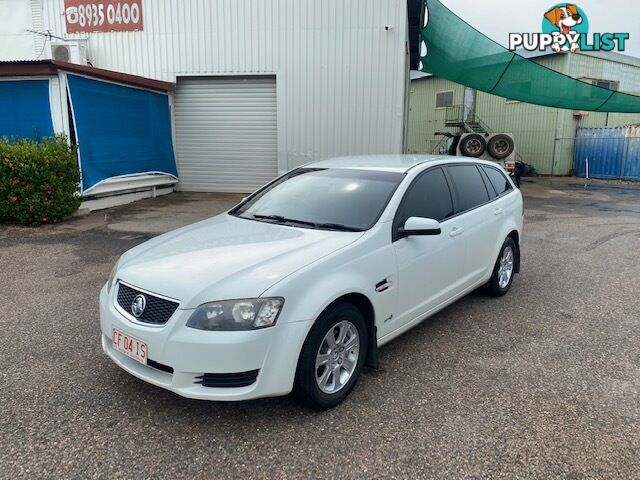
[[112, 329, 148, 364]]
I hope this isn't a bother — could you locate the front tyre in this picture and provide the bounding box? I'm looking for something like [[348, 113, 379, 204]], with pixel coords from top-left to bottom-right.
[[488, 237, 517, 297], [293, 303, 368, 410]]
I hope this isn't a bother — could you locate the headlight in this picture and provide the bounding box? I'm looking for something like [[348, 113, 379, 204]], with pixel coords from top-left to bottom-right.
[[186, 298, 284, 331], [107, 262, 119, 292]]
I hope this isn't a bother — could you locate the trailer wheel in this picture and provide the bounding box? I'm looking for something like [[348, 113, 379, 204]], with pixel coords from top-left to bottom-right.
[[459, 134, 487, 158], [488, 134, 515, 159]]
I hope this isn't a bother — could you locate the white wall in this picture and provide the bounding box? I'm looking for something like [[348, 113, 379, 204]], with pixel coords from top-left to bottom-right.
[[32, 0, 409, 172], [0, 0, 36, 60]]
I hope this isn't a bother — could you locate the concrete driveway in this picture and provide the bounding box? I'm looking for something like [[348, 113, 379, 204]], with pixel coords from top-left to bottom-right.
[[1, 180, 638, 478]]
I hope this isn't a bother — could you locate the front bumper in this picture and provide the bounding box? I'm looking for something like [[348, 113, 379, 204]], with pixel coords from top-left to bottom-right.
[[99, 284, 312, 401]]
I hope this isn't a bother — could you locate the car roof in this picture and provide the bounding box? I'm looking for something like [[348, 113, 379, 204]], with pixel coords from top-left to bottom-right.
[[305, 154, 499, 174]]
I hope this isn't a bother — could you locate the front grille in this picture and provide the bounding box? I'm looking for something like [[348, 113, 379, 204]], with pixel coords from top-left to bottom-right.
[[194, 370, 260, 388], [116, 283, 179, 325]]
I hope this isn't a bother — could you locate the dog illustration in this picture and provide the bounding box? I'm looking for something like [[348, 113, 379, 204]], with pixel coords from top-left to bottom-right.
[[544, 4, 583, 52]]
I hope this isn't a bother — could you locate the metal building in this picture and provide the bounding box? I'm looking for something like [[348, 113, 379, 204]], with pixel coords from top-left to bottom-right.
[[408, 51, 640, 175], [2, 0, 420, 194]]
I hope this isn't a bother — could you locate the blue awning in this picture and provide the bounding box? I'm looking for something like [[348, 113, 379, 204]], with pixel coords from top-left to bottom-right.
[[0, 80, 54, 138], [67, 74, 177, 192]]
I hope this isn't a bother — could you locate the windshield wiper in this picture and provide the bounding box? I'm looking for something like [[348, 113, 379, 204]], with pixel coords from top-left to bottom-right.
[[249, 214, 318, 227], [249, 214, 361, 232], [312, 222, 361, 232]]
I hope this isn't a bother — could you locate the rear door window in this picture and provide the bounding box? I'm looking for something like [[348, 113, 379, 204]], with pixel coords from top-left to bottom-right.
[[482, 166, 513, 196], [446, 165, 490, 213]]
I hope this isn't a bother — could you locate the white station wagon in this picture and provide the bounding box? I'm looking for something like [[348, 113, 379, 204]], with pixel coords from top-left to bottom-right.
[[101, 155, 524, 409]]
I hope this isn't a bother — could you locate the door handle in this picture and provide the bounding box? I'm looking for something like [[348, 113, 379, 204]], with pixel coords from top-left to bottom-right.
[[449, 226, 464, 237], [375, 278, 392, 293], [493, 207, 504, 216]]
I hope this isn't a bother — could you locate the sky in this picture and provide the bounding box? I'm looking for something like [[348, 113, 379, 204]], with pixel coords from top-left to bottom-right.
[[440, 0, 640, 59]]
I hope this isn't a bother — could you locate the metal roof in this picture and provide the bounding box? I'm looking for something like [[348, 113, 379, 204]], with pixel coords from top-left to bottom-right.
[[0, 60, 175, 93], [516, 49, 640, 67], [414, 50, 640, 82], [410, 70, 431, 81]]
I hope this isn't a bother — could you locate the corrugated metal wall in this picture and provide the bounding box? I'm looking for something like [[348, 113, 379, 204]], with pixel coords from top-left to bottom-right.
[[0, 0, 36, 60], [407, 78, 562, 173], [475, 96, 560, 175], [38, 0, 408, 173], [407, 53, 640, 175], [407, 76, 463, 154], [574, 125, 640, 180], [407, 56, 569, 174]]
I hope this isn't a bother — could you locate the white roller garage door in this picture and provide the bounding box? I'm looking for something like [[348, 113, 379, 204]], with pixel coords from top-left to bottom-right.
[[174, 76, 278, 192]]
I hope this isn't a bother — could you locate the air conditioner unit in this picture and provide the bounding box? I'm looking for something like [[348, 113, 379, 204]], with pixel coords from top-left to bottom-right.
[[48, 41, 88, 65]]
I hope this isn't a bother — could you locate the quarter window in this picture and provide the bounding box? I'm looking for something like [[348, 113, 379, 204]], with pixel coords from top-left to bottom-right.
[[447, 165, 490, 212], [396, 168, 454, 228], [482, 166, 513, 196], [480, 168, 498, 200]]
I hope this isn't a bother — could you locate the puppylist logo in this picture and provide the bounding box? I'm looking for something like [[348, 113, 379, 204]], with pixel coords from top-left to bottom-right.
[[509, 4, 629, 53]]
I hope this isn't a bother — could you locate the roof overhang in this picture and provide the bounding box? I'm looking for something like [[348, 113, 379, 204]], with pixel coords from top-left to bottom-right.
[[0, 60, 175, 93]]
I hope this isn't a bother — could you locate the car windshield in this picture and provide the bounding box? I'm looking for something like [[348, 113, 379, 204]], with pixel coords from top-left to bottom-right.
[[231, 168, 404, 231]]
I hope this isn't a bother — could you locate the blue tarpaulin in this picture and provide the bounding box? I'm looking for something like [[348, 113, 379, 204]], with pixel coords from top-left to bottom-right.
[[0, 80, 54, 138], [67, 74, 177, 192]]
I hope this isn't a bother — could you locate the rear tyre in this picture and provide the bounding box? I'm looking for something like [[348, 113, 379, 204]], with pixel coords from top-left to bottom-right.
[[293, 303, 368, 410], [459, 134, 487, 158], [488, 237, 517, 297]]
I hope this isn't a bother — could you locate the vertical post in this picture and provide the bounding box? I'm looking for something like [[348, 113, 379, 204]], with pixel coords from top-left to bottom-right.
[[585, 157, 589, 179], [584, 156, 589, 190]]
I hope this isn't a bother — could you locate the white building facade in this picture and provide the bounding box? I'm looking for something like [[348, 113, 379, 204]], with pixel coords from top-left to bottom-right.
[[6, 0, 412, 193]]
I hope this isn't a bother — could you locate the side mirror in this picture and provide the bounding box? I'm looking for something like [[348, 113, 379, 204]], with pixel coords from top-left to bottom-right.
[[398, 217, 442, 238]]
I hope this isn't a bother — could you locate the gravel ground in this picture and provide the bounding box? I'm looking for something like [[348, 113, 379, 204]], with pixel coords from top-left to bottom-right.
[[0, 180, 638, 479]]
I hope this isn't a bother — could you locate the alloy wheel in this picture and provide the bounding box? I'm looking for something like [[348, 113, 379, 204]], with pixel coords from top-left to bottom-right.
[[315, 320, 360, 394], [498, 246, 514, 289]]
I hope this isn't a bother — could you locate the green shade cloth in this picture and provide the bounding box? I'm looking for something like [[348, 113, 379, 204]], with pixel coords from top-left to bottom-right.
[[421, 0, 640, 113]]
